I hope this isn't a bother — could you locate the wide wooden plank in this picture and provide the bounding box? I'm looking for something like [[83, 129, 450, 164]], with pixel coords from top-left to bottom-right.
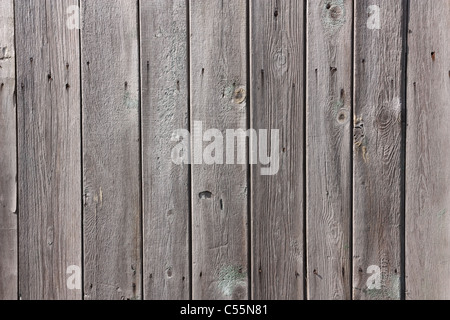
[[353, 0, 405, 300], [0, 0, 17, 300], [140, 0, 190, 300], [306, 0, 353, 300], [15, 0, 82, 300], [81, 0, 141, 300], [406, 0, 450, 300], [251, 0, 305, 300], [190, 0, 249, 300]]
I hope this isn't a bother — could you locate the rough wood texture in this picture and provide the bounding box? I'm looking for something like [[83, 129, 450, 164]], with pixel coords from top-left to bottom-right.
[[6, 0, 450, 301], [15, 0, 82, 300], [81, 0, 141, 300], [0, 0, 17, 300], [140, 0, 190, 300], [251, 0, 305, 300], [306, 0, 352, 300], [406, 0, 450, 300], [353, 0, 404, 300], [190, 0, 249, 300]]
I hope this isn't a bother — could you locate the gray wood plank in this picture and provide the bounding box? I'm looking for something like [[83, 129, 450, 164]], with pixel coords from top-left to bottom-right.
[[81, 0, 141, 300], [406, 0, 450, 300], [353, 0, 405, 300], [15, 0, 82, 300], [140, 0, 190, 300], [306, 0, 353, 300], [190, 0, 249, 300], [0, 0, 17, 301], [251, 0, 305, 300]]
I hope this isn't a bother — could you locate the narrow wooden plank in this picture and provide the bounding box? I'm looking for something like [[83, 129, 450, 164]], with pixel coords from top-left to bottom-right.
[[406, 0, 450, 300], [15, 0, 82, 300], [306, 0, 352, 300], [190, 0, 248, 300], [0, 0, 17, 300], [251, 0, 305, 300], [140, 0, 190, 300], [353, 0, 405, 300], [81, 0, 141, 300]]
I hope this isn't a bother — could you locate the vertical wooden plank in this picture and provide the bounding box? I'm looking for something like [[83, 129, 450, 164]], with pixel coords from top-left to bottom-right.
[[306, 0, 352, 300], [251, 0, 305, 300], [406, 0, 450, 300], [81, 0, 141, 300], [353, 0, 405, 300], [140, 0, 190, 300], [16, 0, 82, 299], [190, 0, 248, 300], [0, 0, 17, 300]]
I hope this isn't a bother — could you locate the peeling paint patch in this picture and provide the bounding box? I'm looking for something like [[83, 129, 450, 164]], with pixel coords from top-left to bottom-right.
[[218, 266, 246, 297], [321, 0, 346, 34], [437, 209, 447, 218], [354, 116, 368, 162], [0, 46, 12, 60], [390, 274, 401, 300], [223, 83, 236, 99], [124, 91, 139, 109], [364, 274, 400, 300], [333, 99, 344, 115]]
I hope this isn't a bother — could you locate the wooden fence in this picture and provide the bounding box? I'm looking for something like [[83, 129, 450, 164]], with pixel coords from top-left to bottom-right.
[[0, 0, 449, 300]]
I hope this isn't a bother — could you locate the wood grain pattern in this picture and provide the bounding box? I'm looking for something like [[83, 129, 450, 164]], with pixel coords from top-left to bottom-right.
[[140, 0, 190, 300], [16, 0, 82, 300], [406, 0, 450, 300], [0, 0, 17, 300], [251, 0, 305, 300], [5, 0, 450, 301], [190, 0, 249, 300], [306, 0, 353, 300], [353, 0, 405, 300], [81, 0, 141, 300]]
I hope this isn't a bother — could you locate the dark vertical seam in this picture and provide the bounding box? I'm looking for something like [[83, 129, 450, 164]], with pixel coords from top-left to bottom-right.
[[350, 0, 355, 301], [400, 0, 410, 301], [137, 0, 144, 301], [13, 0, 20, 301], [246, 0, 252, 301], [186, 0, 193, 301], [302, 0, 308, 301], [78, 0, 84, 301]]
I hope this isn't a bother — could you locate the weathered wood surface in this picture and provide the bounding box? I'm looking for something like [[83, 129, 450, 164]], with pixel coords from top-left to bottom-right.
[[0, 0, 17, 300], [190, 0, 249, 300], [306, 0, 353, 300], [15, 0, 82, 300], [251, 0, 305, 300], [81, 0, 141, 300], [140, 0, 190, 300], [3, 0, 450, 301], [406, 0, 450, 300], [353, 0, 405, 300]]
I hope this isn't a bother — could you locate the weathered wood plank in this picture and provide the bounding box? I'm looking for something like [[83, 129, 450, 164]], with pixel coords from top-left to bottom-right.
[[190, 0, 249, 300], [81, 0, 141, 300], [353, 0, 405, 300], [0, 0, 17, 300], [140, 0, 190, 300], [306, 0, 353, 300], [406, 0, 450, 300], [251, 0, 305, 300], [16, 0, 82, 300]]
